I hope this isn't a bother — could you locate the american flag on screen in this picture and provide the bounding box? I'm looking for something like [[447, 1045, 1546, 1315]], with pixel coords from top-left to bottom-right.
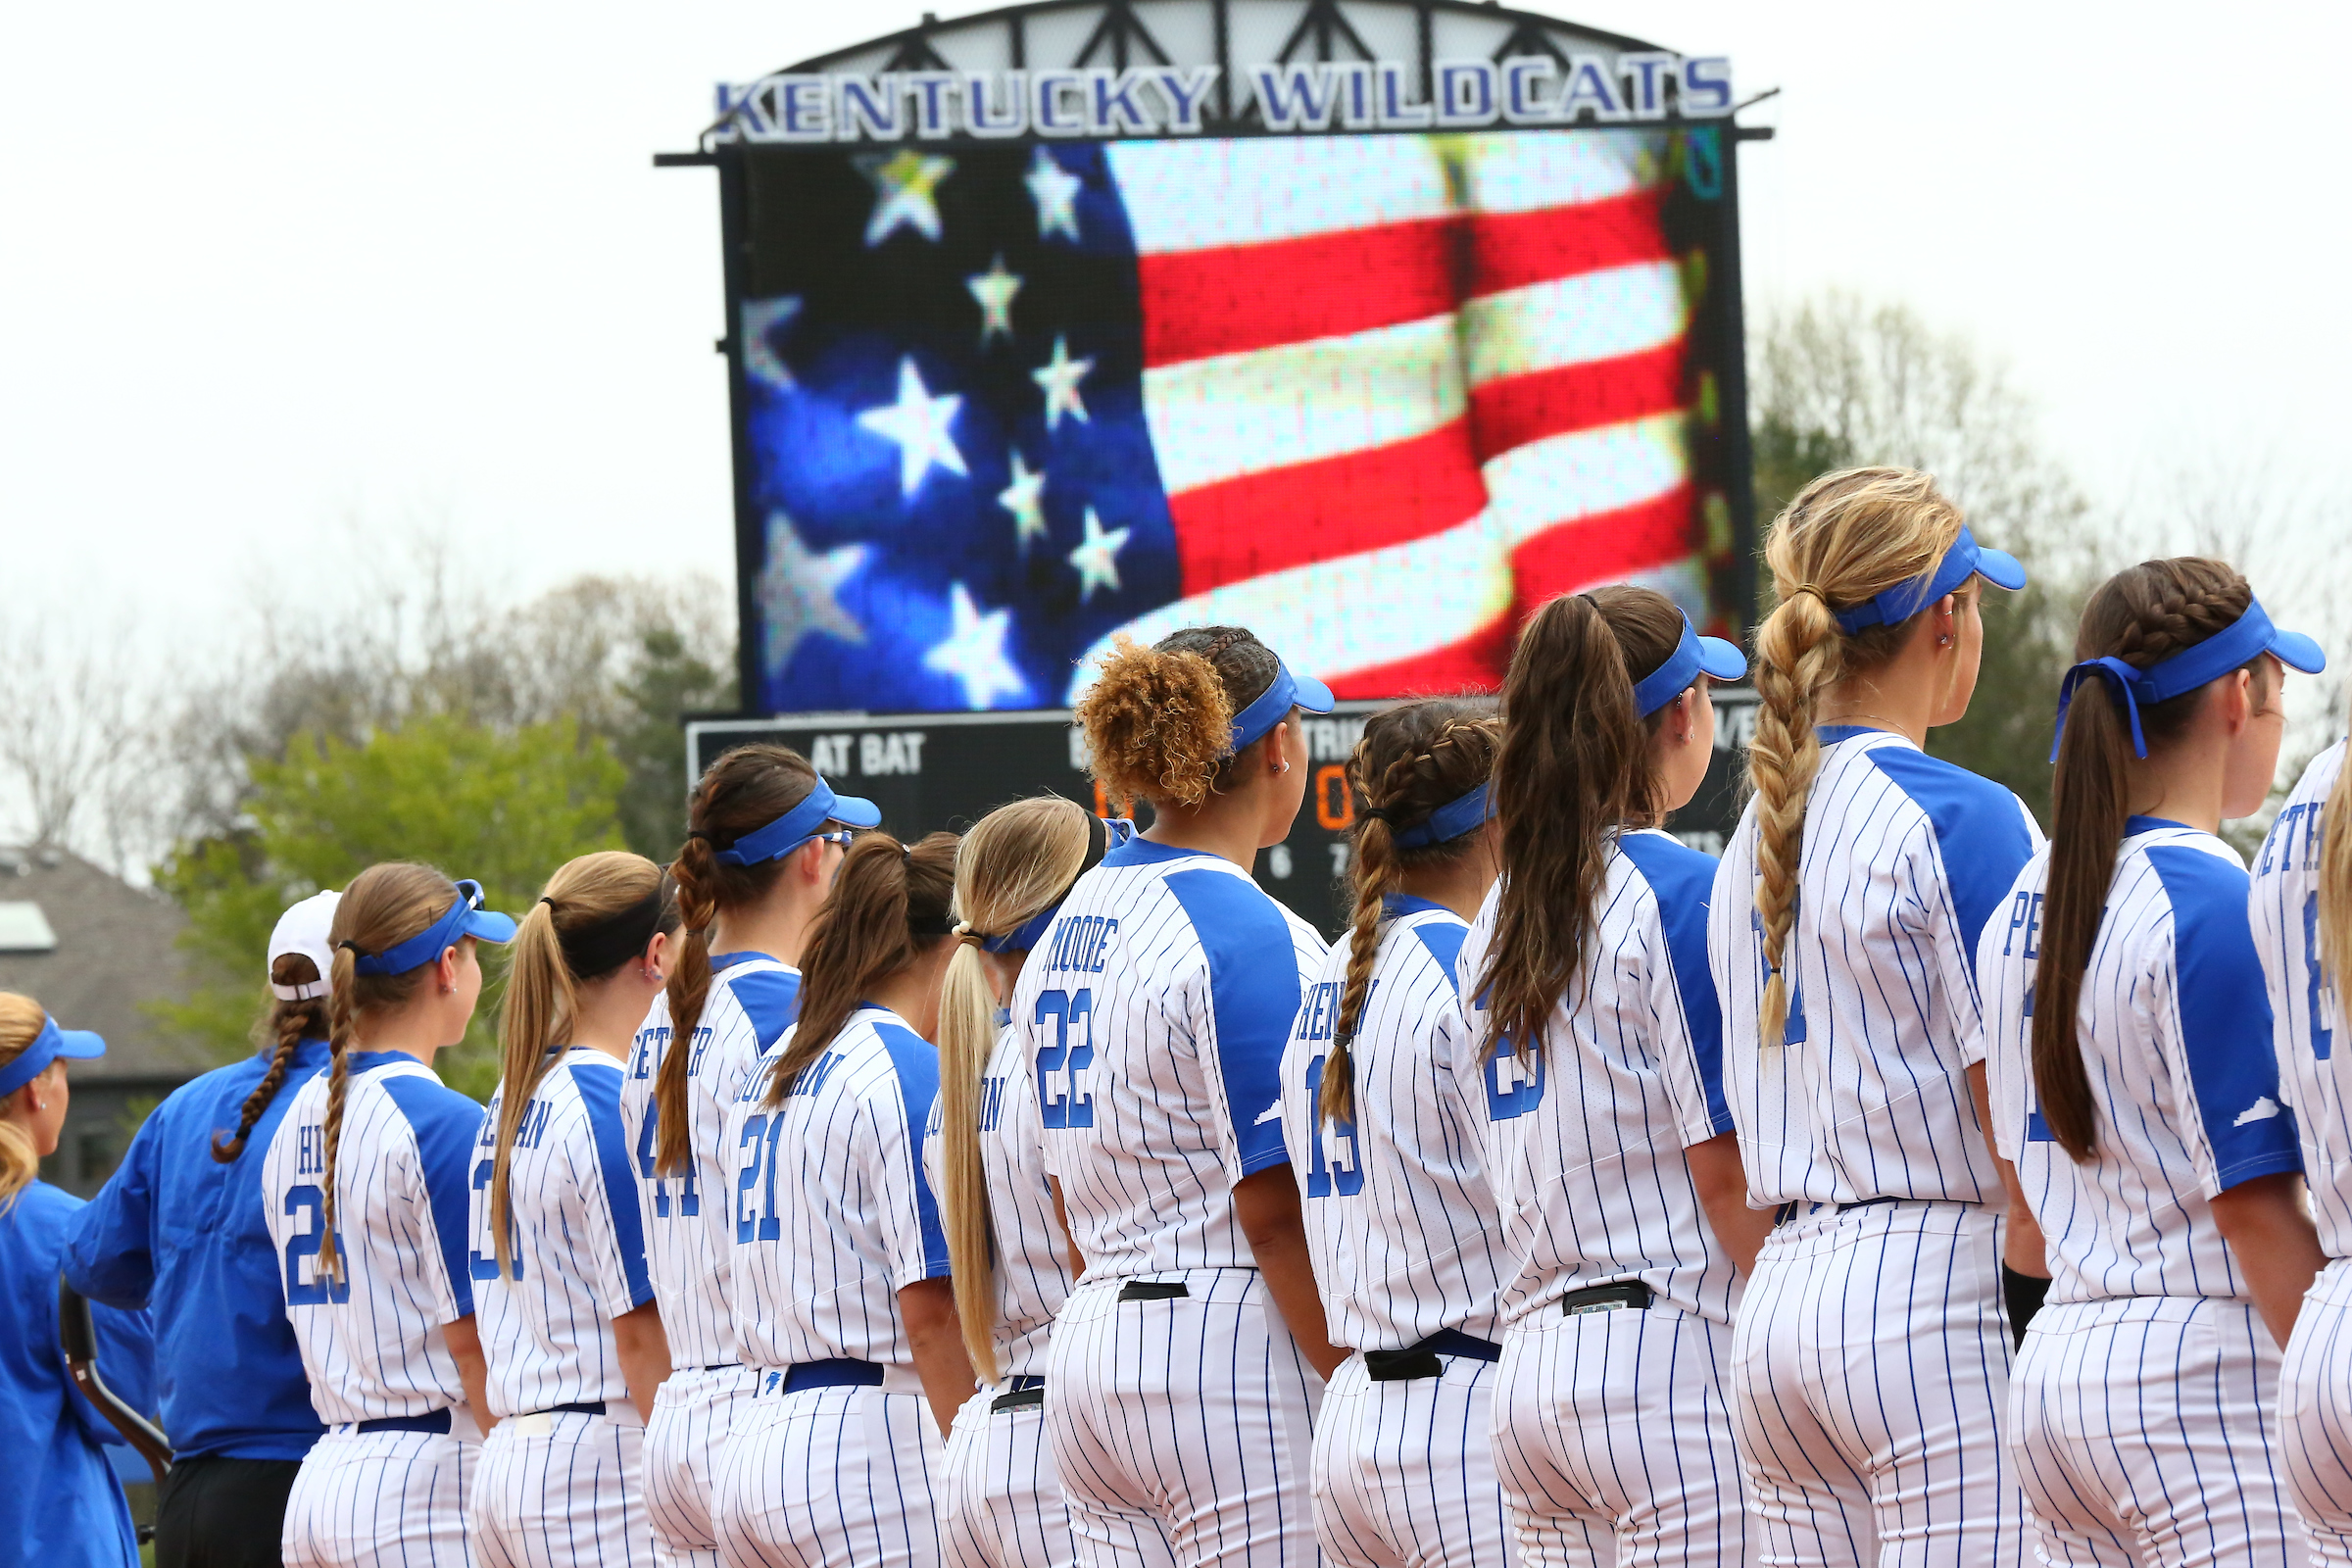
[[738, 131, 1719, 713]]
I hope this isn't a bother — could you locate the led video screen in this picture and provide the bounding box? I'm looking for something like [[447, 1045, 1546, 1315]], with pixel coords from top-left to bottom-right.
[[731, 126, 1746, 714]]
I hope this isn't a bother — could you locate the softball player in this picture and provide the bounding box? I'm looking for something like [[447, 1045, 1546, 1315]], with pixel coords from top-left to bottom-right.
[[1274, 698, 1510, 1568], [1979, 559, 2325, 1565], [712, 829, 969, 1568], [471, 852, 679, 1568], [926, 800, 1146, 1568], [620, 746, 875, 1568], [2255, 735, 2352, 1564], [1456, 589, 1758, 1567], [264, 862, 512, 1566], [1029, 625, 1338, 1568], [1709, 467, 2042, 1566]]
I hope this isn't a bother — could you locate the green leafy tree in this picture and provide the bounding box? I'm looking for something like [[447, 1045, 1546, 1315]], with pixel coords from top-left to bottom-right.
[[611, 625, 736, 862], [156, 713, 625, 1100]]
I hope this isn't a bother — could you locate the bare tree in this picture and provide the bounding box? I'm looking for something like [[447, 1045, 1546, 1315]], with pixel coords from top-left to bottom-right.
[[0, 623, 171, 877]]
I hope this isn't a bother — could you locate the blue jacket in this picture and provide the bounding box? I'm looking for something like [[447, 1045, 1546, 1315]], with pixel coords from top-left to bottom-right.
[[65, 1040, 330, 1460], [3, 1180, 155, 1568]]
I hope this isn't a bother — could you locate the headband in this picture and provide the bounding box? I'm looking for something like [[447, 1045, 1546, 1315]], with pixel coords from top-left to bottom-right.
[[0, 1016, 106, 1098], [549, 884, 669, 980], [700, 776, 883, 867], [2050, 597, 2327, 760], [1629, 614, 1750, 716], [1390, 782, 1494, 850], [346, 880, 516, 976], [1830, 525, 2029, 635], [979, 815, 1124, 956], [1228, 659, 1337, 755]]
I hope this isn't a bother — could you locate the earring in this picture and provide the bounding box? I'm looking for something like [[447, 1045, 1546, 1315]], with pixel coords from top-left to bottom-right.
[[1277, 760, 1290, 773], [1938, 634, 1952, 647]]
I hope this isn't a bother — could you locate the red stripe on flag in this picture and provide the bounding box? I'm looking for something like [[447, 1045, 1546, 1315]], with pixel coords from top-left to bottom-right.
[[1465, 189, 1675, 300], [1169, 421, 1488, 596], [1508, 483, 1697, 611], [1328, 612, 1517, 699], [1138, 217, 1460, 368], [1468, 342, 1689, 464]]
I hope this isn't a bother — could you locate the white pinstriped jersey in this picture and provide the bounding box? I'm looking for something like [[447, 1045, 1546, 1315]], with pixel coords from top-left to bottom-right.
[[262, 1053, 482, 1425], [1022, 837, 1329, 1278], [1981, 825, 2300, 1305], [1709, 726, 2044, 1206], [1277, 897, 1506, 1350], [1458, 831, 1742, 1325], [724, 1004, 949, 1369], [620, 955, 801, 1370], [469, 1048, 656, 1417], [922, 1020, 1073, 1379], [2255, 740, 2352, 1255]]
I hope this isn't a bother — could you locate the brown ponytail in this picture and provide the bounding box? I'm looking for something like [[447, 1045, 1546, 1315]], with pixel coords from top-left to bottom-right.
[[494, 851, 674, 1277], [212, 955, 330, 1163], [658, 745, 825, 1177], [938, 798, 1093, 1380], [1324, 702, 1500, 1123], [2323, 753, 2352, 1018], [1748, 467, 1967, 1046], [1476, 588, 1684, 1064], [0, 993, 51, 1210], [764, 831, 959, 1106], [1077, 625, 1282, 808], [2034, 559, 2263, 1161], [320, 863, 463, 1283]]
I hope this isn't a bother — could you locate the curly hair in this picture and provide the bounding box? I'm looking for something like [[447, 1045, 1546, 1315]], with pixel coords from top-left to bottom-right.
[[1076, 627, 1282, 808]]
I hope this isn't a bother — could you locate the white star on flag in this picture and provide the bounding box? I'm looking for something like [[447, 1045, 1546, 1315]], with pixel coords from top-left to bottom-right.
[[925, 582, 1026, 709], [858, 147, 956, 246], [858, 357, 967, 497], [1032, 336, 1093, 431], [1025, 148, 1082, 243], [1067, 508, 1131, 603], [967, 255, 1022, 347], [757, 511, 866, 675], [999, 450, 1049, 554], [741, 296, 801, 391]]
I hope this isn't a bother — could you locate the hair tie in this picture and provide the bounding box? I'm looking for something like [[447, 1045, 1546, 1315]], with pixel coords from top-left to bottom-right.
[[335, 939, 371, 958], [538, 896, 558, 910], [1790, 583, 1827, 602], [1360, 805, 1398, 825]]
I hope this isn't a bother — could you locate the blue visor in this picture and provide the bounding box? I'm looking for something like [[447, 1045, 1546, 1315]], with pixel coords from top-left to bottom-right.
[[1392, 782, 1494, 850], [1631, 615, 1748, 716], [2051, 597, 2327, 760], [0, 1015, 107, 1097], [1230, 660, 1336, 755], [1832, 525, 2028, 635], [711, 776, 883, 867], [351, 879, 517, 977]]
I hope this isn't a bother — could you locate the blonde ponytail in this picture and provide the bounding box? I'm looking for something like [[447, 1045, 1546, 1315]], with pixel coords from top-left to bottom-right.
[[2320, 748, 2352, 1029], [1746, 466, 1965, 1047], [0, 993, 47, 1210]]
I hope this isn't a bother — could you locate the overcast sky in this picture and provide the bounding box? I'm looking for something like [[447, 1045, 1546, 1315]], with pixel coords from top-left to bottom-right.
[[5, 0, 2346, 659]]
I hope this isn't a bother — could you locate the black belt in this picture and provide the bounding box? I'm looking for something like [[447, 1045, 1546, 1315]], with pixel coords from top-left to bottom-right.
[[1773, 1195, 1905, 1225], [355, 1409, 453, 1435], [782, 1358, 884, 1394], [517, 1401, 607, 1419], [1559, 1281, 1653, 1316], [1362, 1329, 1502, 1382], [990, 1376, 1046, 1412], [1118, 1281, 1189, 1301]]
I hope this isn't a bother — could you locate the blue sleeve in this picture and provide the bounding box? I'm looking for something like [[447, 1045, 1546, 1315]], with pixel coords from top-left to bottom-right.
[[1165, 868, 1305, 1178], [62, 1113, 161, 1308], [1408, 921, 1467, 998], [1619, 835, 1736, 1136], [877, 1025, 952, 1281], [1865, 748, 2039, 984], [575, 1065, 658, 1309], [378, 1076, 486, 1318], [2146, 847, 2303, 1191], [728, 970, 804, 1053]]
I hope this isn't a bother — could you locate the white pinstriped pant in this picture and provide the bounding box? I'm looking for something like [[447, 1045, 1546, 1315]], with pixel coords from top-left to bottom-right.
[[1311, 1345, 1513, 1568], [710, 1381, 944, 1568], [645, 1366, 762, 1568], [1730, 1200, 2024, 1568], [941, 1379, 1122, 1568], [2284, 1259, 2352, 1566], [2010, 1295, 2304, 1567], [1045, 1267, 1321, 1568], [470, 1406, 656, 1568], [283, 1422, 479, 1566], [1491, 1300, 1746, 1567]]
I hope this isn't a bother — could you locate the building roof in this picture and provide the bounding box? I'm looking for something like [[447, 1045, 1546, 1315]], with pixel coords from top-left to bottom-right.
[[0, 845, 212, 1080]]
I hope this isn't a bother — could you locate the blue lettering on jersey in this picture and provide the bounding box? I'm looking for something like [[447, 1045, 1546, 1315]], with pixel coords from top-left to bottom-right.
[[279, 1185, 353, 1305], [2307, 893, 2336, 1061], [1299, 1054, 1363, 1198], [1045, 915, 1120, 975], [2263, 799, 2326, 876], [1294, 979, 1372, 1044], [784, 1052, 846, 1101], [1034, 989, 1098, 1128], [467, 1157, 522, 1281], [2001, 891, 2045, 959], [1486, 1045, 1544, 1121], [635, 1103, 703, 1219], [734, 1112, 785, 1244], [979, 1074, 1007, 1133], [629, 1024, 670, 1079]]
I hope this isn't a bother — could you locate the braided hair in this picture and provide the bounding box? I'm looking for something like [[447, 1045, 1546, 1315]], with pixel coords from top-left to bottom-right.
[[211, 954, 331, 1162], [2034, 558, 2272, 1161], [1322, 702, 1499, 1123]]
